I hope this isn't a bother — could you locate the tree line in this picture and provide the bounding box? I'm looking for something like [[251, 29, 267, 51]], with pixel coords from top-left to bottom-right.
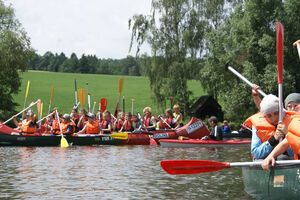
[[29, 52, 144, 76]]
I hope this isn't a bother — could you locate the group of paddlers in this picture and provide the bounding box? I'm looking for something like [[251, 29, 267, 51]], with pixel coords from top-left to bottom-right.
[[11, 104, 184, 136]]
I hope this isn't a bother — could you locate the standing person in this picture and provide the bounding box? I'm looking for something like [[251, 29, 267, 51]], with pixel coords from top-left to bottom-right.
[[12, 110, 37, 136], [101, 111, 112, 134], [207, 116, 223, 141], [120, 112, 135, 132], [173, 104, 183, 127], [77, 113, 101, 135], [222, 120, 231, 134], [245, 94, 294, 160], [141, 107, 156, 131]]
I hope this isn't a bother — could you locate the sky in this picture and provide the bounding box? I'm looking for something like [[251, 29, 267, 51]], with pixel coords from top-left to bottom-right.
[[4, 0, 152, 59]]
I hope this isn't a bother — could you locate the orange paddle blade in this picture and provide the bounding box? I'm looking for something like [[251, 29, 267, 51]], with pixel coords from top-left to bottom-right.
[[78, 89, 86, 106], [100, 98, 107, 113]]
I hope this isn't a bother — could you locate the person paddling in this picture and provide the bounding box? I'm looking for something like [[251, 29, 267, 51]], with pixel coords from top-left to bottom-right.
[[58, 114, 75, 135], [158, 109, 178, 129], [71, 108, 80, 132], [245, 94, 294, 160], [113, 111, 125, 132], [141, 107, 156, 131], [77, 108, 88, 130], [222, 120, 232, 134], [120, 112, 135, 132], [12, 110, 37, 136], [77, 113, 101, 135], [101, 111, 112, 134]]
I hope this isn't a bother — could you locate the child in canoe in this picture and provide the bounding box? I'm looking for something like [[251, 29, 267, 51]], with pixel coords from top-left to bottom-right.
[[245, 94, 294, 160], [77, 108, 88, 131], [101, 111, 112, 134], [77, 113, 101, 135], [173, 104, 183, 127], [140, 107, 156, 131], [113, 111, 125, 132], [120, 112, 135, 132], [158, 109, 178, 129], [12, 110, 37, 136]]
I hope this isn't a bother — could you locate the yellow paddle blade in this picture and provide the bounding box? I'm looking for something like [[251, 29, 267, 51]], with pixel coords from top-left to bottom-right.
[[119, 78, 124, 95], [25, 80, 30, 99], [40, 102, 43, 118], [110, 132, 128, 140], [131, 98, 135, 102], [78, 89, 86, 106], [60, 136, 69, 148]]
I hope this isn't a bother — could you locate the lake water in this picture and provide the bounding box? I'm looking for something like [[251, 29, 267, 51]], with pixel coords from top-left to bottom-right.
[[0, 145, 254, 199]]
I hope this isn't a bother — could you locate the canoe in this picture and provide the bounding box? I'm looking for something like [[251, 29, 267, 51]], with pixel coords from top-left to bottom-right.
[[0, 134, 122, 146], [159, 139, 251, 147], [0, 117, 209, 146], [121, 117, 210, 145], [243, 163, 300, 199]]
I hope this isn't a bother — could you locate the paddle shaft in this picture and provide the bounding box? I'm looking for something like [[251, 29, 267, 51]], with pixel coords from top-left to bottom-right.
[[4, 100, 39, 124], [48, 86, 54, 114], [56, 110, 64, 136], [297, 43, 300, 59], [74, 78, 78, 105], [123, 96, 125, 113], [86, 83, 90, 112], [159, 116, 172, 129], [92, 102, 96, 113], [37, 111, 55, 123], [227, 65, 267, 97], [230, 160, 300, 168], [22, 81, 30, 118]]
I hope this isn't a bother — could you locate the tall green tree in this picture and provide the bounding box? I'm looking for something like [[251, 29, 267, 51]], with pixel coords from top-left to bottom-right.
[[200, 0, 297, 122], [129, 0, 208, 115], [0, 1, 34, 121]]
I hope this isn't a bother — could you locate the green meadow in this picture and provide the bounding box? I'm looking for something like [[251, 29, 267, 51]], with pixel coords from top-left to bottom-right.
[[13, 71, 207, 117]]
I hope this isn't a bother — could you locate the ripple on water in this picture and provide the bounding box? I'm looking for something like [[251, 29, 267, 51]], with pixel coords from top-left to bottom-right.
[[0, 146, 254, 199]]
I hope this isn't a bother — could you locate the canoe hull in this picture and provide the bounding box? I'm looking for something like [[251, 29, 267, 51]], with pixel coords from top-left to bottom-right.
[[159, 139, 251, 148], [0, 134, 122, 146], [243, 165, 300, 199]]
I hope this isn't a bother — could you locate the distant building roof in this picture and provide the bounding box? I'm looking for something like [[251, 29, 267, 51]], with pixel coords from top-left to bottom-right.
[[188, 95, 223, 122]]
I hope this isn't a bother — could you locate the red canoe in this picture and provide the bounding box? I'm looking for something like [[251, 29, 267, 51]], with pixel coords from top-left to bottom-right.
[[159, 138, 251, 148], [122, 117, 210, 145]]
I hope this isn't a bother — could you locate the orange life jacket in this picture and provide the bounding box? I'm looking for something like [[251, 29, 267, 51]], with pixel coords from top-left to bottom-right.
[[245, 112, 293, 143], [52, 120, 60, 134], [286, 115, 300, 159], [58, 121, 75, 135], [21, 119, 36, 135], [86, 120, 100, 134]]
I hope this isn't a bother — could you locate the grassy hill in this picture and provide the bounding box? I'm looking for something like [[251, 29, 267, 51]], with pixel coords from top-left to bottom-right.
[[13, 71, 207, 117]]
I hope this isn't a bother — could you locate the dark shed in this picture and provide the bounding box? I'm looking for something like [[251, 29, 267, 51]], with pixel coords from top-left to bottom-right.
[[188, 95, 224, 122]]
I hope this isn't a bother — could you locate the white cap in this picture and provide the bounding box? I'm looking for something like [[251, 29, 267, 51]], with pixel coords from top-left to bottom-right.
[[63, 114, 71, 120], [260, 94, 279, 114]]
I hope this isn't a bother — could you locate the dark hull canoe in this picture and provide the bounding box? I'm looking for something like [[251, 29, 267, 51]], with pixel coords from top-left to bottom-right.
[[243, 165, 300, 199], [0, 134, 122, 146], [159, 139, 251, 148]]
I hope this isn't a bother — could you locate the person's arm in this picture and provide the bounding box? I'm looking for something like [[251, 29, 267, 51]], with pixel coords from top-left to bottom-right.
[[77, 125, 87, 134], [102, 123, 112, 133], [119, 123, 125, 132], [175, 113, 182, 123], [63, 125, 73, 135], [251, 126, 275, 159], [252, 84, 261, 110], [13, 116, 20, 127], [148, 117, 156, 129], [173, 118, 179, 129], [261, 138, 289, 171]]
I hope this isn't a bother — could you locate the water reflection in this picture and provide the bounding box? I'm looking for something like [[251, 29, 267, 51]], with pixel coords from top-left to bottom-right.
[[0, 146, 254, 199]]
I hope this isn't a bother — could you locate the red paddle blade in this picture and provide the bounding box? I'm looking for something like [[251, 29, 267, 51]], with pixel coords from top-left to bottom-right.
[[276, 22, 284, 84], [160, 160, 230, 175], [100, 98, 107, 113]]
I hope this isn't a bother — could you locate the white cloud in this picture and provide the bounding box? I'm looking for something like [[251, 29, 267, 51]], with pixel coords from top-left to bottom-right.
[[4, 0, 152, 58]]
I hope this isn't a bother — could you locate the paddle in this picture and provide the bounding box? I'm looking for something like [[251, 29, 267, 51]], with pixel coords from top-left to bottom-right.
[[22, 80, 30, 119], [37, 100, 41, 121], [4, 99, 40, 124], [40, 102, 43, 120], [131, 98, 135, 114], [55, 110, 69, 148], [276, 22, 284, 123], [159, 116, 172, 129], [74, 78, 78, 106], [48, 86, 54, 114], [37, 110, 55, 124], [86, 83, 90, 112], [92, 101, 96, 114], [160, 160, 300, 175], [293, 40, 300, 59], [114, 78, 124, 117], [78, 89, 86, 107], [123, 96, 125, 113], [225, 62, 267, 97], [100, 98, 107, 113], [109, 132, 128, 140]]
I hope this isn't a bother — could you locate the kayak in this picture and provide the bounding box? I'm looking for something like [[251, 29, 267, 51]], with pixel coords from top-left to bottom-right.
[[0, 134, 122, 146], [159, 139, 251, 147], [243, 163, 300, 199], [0, 117, 209, 146]]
